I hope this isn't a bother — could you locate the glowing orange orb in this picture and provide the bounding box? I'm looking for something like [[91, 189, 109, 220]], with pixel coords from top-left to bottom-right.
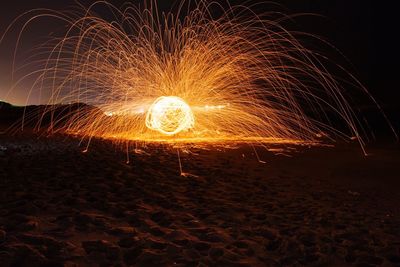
[[145, 96, 195, 135]]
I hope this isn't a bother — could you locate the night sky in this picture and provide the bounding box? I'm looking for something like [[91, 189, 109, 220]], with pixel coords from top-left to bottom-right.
[[0, 0, 397, 107]]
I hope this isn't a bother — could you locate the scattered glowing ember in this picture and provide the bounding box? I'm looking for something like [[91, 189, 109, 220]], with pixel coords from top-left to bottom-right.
[[3, 0, 393, 156]]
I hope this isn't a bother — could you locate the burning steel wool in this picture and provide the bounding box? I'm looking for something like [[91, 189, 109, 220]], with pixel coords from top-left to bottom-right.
[[3, 0, 391, 154], [146, 96, 195, 136]]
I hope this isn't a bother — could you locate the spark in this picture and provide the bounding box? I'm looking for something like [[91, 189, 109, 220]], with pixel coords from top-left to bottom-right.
[[2, 0, 392, 154]]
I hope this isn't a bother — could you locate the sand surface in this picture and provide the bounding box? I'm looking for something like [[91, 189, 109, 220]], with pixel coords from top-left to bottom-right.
[[0, 131, 399, 266]]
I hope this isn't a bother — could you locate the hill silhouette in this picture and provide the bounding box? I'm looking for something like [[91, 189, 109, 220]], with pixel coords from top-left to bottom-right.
[[0, 101, 102, 130]]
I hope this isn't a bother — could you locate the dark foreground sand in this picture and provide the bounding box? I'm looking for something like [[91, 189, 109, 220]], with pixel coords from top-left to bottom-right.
[[0, 131, 399, 266]]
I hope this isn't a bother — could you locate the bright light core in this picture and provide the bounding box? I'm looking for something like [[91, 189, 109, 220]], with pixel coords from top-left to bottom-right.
[[145, 96, 195, 135]]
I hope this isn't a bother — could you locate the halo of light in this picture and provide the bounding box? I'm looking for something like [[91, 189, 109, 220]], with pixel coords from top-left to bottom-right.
[[145, 96, 194, 135]]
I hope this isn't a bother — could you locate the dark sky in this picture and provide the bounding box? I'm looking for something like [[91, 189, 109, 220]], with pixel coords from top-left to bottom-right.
[[0, 0, 397, 107]]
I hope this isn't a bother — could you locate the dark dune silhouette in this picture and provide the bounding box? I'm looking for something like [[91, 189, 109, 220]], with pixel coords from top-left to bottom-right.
[[0, 101, 103, 130]]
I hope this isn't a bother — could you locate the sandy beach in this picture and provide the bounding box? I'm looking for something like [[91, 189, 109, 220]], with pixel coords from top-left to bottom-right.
[[0, 130, 399, 266]]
